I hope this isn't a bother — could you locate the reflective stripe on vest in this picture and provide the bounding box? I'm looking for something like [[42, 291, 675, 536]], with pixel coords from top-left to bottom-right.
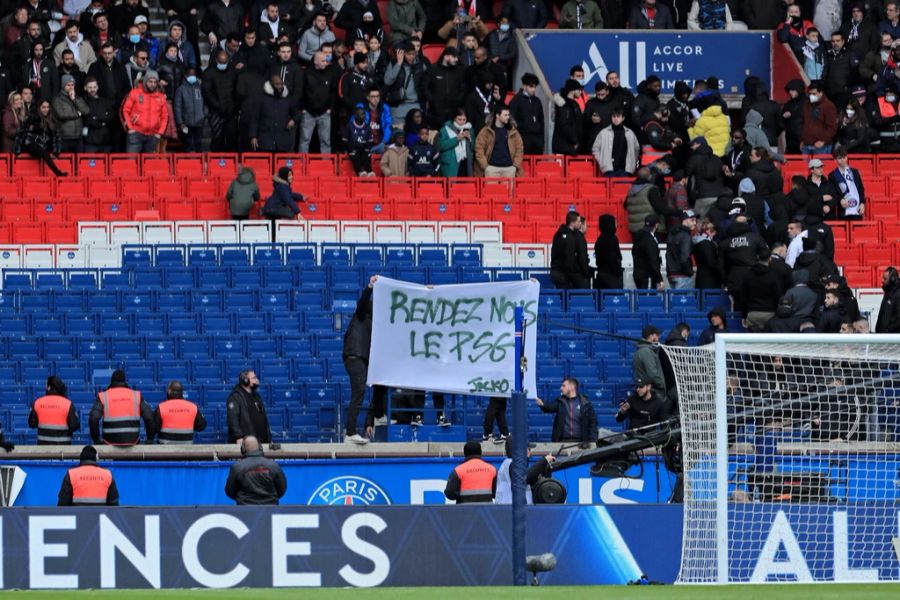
[[99, 389, 141, 446], [641, 144, 666, 165], [34, 395, 72, 444], [158, 399, 198, 444], [454, 458, 496, 502], [69, 465, 113, 505]]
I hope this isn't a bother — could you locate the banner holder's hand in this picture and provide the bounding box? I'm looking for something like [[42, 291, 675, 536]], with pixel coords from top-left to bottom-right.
[[369, 275, 378, 288]]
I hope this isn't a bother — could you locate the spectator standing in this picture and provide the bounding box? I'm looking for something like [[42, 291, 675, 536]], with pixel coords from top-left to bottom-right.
[[14, 100, 66, 176], [153, 381, 207, 444], [53, 21, 96, 72], [29, 375, 79, 445], [616, 377, 669, 429], [593, 109, 640, 176], [593, 214, 623, 289], [121, 68, 167, 153], [225, 436, 287, 505], [625, 166, 679, 237], [299, 51, 338, 153], [632, 215, 664, 290], [718, 213, 769, 311], [444, 441, 497, 504], [164, 19, 195, 70], [226, 371, 271, 444], [438, 4, 489, 42], [739, 249, 785, 331], [633, 325, 667, 399], [387, 0, 426, 47], [692, 218, 721, 289], [495, 437, 553, 505], [162, 2, 200, 62], [503, 0, 548, 29], [746, 146, 784, 202], [550, 211, 585, 289], [843, 4, 879, 58], [482, 396, 509, 442], [629, 0, 675, 29], [422, 46, 465, 125], [485, 17, 517, 87], [23, 40, 59, 103], [687, 0, 733, 29], [801, 81, 839, 154], [535, 378, 597, 446], [836, 98, 872, 153], [250, 73, 297, 153], [552, 79, 583, 155], [464, 75, 500, 131], [437, 108, 474, 176], [560, 0, 604, 28], [172, 66, 204, 152], [1, 91, 26, 152], [202, 50, 237, 151], [474, 105, 523, 177], [380, 130, 409, 176], [81, 76, 113, 152], [816, 289, 845, 333], [663, 169, 689, 232], [134, 16, 160, 67], [407, 122, 440, 175], [876, 267, 900, 332], [57, 446, 119, 506], [778, 3, 815, 60], [583, 82, 616, 150], [384, 42, 425, 129], [881, 2, 900, 38], [688, 104, 730, 157], [202, 0, 245, 52], [226, 166, 260, 220], [859, 33, 891, 88], [802, 28, 827, 81], [666, 210, 696, 289], [88, 369, 154, 446], [109, 0, 149, 38], [297, 12, 336, 63], [50, 73, 89, 153], [508, 73, 543, 154], [829, 148, 866, 219], [781, 79, 806, 154], [345, 106, 375, 176], [262, 166, 304, 223], [823, 31, 860, 111]]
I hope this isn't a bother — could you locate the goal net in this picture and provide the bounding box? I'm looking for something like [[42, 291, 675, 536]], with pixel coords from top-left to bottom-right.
[[665, 334, 900, 584]]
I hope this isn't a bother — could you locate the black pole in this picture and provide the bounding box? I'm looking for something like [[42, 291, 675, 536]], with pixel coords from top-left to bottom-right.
[[511, 306, 527, 586]]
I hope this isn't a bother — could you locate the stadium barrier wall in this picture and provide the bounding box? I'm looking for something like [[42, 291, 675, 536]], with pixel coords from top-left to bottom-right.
[[0, 505, 683, 589], [1, 457, 678, 507]]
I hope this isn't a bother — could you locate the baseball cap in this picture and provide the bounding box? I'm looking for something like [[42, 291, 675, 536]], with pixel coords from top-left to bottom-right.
[[134, 15, 149, 25], [850, 84, 867, 97], [681, 209, 696, 220], [808, 158, 824, 168], [635, 376, 650, 387], [644, 214, 659, 228]]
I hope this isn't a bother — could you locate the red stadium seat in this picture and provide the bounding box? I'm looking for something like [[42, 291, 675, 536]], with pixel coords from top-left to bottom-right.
[[0, 222, 10, 243], [12, 156, 43, 176], [66, 199, 99, 222], [274, 154, 306, 174], [121, 177, 152, 200], [240, 153, 273, 180], [460, 199, 492, 221], [350, 177, 382, 199], [2, 198, 33, 221], [532, 156, 564, 178], [862, 243, 894, 267], [361, 198, 394, 220], [514, 178, 543, 200], [447, 177, 479, 200], [415, 179, 446, 201], [425, 199, 458, 220], [848, 221, 880, 244], [163, 200, 197, 221], [174, 154, 205, 177], [88, 177, 119, 199], [318, 177, 349, 199], [142, 155, 173, 177], [34, 199, 66, 222], [384, 178, 414, 201], [421, 44, 445, 63], [504, 222, 534, 242], [0, 176, 19, 198], [0, 154, 10, 177], [842, 266, 874, 288], [566, 156, 596, 178], [26, 176, 54, 202], [154, 177, 185, 200], [189, 177, 219, 199], [307, 155, 338, 177], [196, 199, 229, 220], [109, 154, 140, 177], [481, 178, 513, 202], [57, 176, 86, 199], [207, 153, 238, 179], [13, 222, 44, 243], [77, 154, 108, 175], [330, 200, 361, 220], [394, 199, 424, 220], [99, 198, 133, 221], [44, 222, 77, 243]]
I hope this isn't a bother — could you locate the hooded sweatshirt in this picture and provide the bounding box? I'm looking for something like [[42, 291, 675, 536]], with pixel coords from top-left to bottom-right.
[[594, 214, 623, 278], [227, 168, 261, 217], [742, 109, 770, 150]]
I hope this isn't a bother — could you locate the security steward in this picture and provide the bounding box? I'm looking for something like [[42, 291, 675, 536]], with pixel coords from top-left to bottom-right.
[[444, 440, 498, 504], [89, 369, 155, 446], [226, 370, 271, 444], [58, 445, 119, 506], [29, 376, 80, 444], [152, 381, 207, 444], [224, 436, 287, 505]]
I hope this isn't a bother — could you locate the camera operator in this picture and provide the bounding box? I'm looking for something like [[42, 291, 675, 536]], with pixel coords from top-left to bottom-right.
[[616, 376, 669, 429]]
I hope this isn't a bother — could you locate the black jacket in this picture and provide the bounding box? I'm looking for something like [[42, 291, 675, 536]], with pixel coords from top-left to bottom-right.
[[769, 254, 795, 293], [666, 223, 693, 278], [744, 86, 783, 146], [552, 95, 582, 155], [539, 394, 597, 444], [57, 460, 119, 506], [224, 450, 287, 505], [740, 262, 785, 317], [509, 89, 544, 136], [343, 286, 373, 360], [630, 80, 660, 131], [339, 67, 371, 111], [422, 62, 466, 123], [83, 95, 115, 147], [746, 158, 783, 200], [615, 390, 669, 429], [226, 385, 272, 443], [88, 58, 130, 106], [550, 224, 579, 275], [823, 46, 860, 99], [685, 143, 723, 199], [302, 63, 340, 115], [718, 220, 768, 289], [593, 214, 623, 279], [692, 235, 721, 289], [268, 58, 304, 111], [816, 305, 844, 333], [201, 0, 246, 40], [201, 62, 238, 116], [631, 227, 662, 286], [250, 81, 297, 152], [876, 281, 900, 333]]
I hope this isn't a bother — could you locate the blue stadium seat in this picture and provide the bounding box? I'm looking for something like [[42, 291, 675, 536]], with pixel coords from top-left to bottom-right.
[[0, 363, 18, 386], [223, 289, 258, 311], [321, 244, 351, 267], [79, 338, 110, 360], [197, 267, 228, 289], [264, 266, 295, 289], [297, 266, 328, 288], [190, 289, 223, 312], [305, 311, 336, 333], [157, 290, 189, 312], [429, 266, 459, 285], [188, 246, 219, 267], [21, 362, 52, 386], [293, 358, 324, 381], [291, 289, 323, 311], [35, 272, 65, 290], [246, 336, 278, 358], [352, 245, 384, 267], [230, 267, 263, 289], [417, 244, 449, 267], [580, 313, 610, 333], [569, 361, 602, 384], [539, 289, 565, 313], [667, 290, 700, 312], [259, 359, 292, 383], [100, 270, 131, 290], [164, 267, 196, 289], [253, 244, 283, 266], [156, 360, 189, 383], [19, 290, 52, 313], [2, 272, 33, 291], [260, 289, 291, 312], [567, 290, 598, 312], [145, 336, 175, 360], [451, 244, 482, 267], [55, 290, 86, 313], [0, 291, 17, 312], [224, 359, 256, 381], [56, 363, 87, 385], [589, 383, 617, 408], [396, 266, 428, 284], [634, 290, 665, 312], [267, 406, 287, 437], [459, 268, 489, 283], [67, 271, 98, 290], [33, 314, 63, 336], [653, 314, 680, 332], [122, 246, 152, 268], [546, 313, 578, 335], [316, 336, 343, 358], [235, 313, 266, 334], [169, 314, 199, 335], [601, 290, 633, 313], [109, 336, 144, 360], [285, 243, 316, 266], [591, 336, 621, 358], [604, 359, 633, 382], [281, 335, 312, 356], [682, 312, 710, 333], [330, 266, 362, 289], [270, 313, 302, 335], [99, 314, 132, 336], [701, 289, 731, 311], [557, 336, 589, 358], [221, 245, 250, 266], [201, 313, 233, 336], [492, 268, 527, 282], [0, 315, 28, 336], [43, 337, 76, 360], [128, 363, 156, 386], [269, 384, 302, 407], [386, 245, 416, 266], [9, 338, 40, 360], [305, 382, 340, 408], [65, 314, 96, 336], [133, 268, 164, 290], [155, 245, 186, 266], [192, 360, 224, 384], [613, 314, 645, 337], [212, 337, 243, 359], [121, 290, 153, 312], [179, 336, 210, 359], [69, 387, 96, 406], [89, 290, 119, 312], [134, 313, 164, 336]]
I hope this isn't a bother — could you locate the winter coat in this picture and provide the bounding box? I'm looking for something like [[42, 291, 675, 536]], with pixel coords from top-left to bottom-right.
[[355, 101, 392, 145], [687, 0, 732, 30], [801, 97, 839, 146], [539, 394, 597, 444], [121, 85, 169, 136], [201, 0, 246, 41], [594, 214, 623, 282], [50, 92, 89, 140], [633, 341, 666, 398], [823, 47, 861, 98], [560, 0, 604, 28], [262, 176, 303, 218], [692, 234, 721, 289], [688, 104, 730, 156], [268, 58, 304, 110], [297, 27, 336, 62], [718, 220, 769, 291], [386, 0, 426, 45], [685, 143, 723, 199], [625, 181, 659, 233], [746, 158, 783, 200], [742, 108, 771, 150], [227, 169, 261, 218], [666, 223, 694, 278], [422, 62, 466, 123], [380, 143, 409, 177], [876, 281, 900, 333], [250, 80, 296, 152], [83, 95, 114, 146], [781, 79, 806, 151], [593, 124, 640, 174], [744, 0, 784, 29], [22, 59, 59, 103], [157, 56, 185, 101], [173, 79, 206, 127], [436, 121, 474, 177], [509, 90, 544, 136], [629, 2, 675, 28], [630, 81, 660, 131], [550, 224, 579, 274], [52, 35, 96, 72], [552, 93, 583, 155], [503, 0, 549, 29], [87, 58, 130, 106], [201, 63, 238, 116], [631, 227, 663, 285], [167, 20, 196, 68], [739, 263, 785, 317], [473, 124, 524, 176]]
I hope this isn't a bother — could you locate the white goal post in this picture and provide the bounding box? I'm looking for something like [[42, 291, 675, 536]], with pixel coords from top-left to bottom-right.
[[665, 333, 900, 584]]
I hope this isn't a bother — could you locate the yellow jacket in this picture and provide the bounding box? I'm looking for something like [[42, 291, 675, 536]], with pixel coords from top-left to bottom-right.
[[688, 105, 731, 157]]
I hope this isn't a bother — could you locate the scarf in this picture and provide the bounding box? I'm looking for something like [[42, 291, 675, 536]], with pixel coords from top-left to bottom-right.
[[445, 122, 472, 162], [458, 0, 476, 17]]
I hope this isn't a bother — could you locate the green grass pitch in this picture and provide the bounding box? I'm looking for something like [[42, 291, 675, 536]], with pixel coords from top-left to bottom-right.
[[1, 585, 896, 599]]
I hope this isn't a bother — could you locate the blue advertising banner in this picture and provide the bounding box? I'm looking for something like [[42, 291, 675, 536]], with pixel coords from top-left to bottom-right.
[[525, 31, 771, 94], [2, 456, 678, 507], [0, 505, 684, 589]]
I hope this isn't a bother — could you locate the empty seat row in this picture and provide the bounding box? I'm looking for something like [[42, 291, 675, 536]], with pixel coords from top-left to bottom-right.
[[538, 288, 732, 314]]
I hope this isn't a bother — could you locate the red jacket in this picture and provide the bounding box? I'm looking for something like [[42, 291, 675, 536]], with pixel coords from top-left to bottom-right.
[[121, 86, 169, 136], [800, 97, 838, 146]]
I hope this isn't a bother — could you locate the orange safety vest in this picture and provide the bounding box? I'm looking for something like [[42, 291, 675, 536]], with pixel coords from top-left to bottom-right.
[[879, 97, 898, 119], [641, 119, 668, 165], [99, 388, 141, 446], [68, 464, 113, 505], [33, 394, 73, 444], [453, 458, 497, 503], [157, 399, 198, 444]]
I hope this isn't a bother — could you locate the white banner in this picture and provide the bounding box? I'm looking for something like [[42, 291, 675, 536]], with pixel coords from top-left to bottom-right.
[[367, 277, 539, 398]]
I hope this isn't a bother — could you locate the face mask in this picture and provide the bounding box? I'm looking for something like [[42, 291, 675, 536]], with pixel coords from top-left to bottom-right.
[[808, 94, 820, 103], [888, 95, 898, 103], [325, 54, 332, 62], [575, 78, 585, 86], [217, 62, 227, 71], [791, 16, 801, 26], [186, 75, 197, 84], [845, 108, 856, 117], [250, 382, 259, 391], [129, 34, 140, 44], [500, 24, 510, 32]]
